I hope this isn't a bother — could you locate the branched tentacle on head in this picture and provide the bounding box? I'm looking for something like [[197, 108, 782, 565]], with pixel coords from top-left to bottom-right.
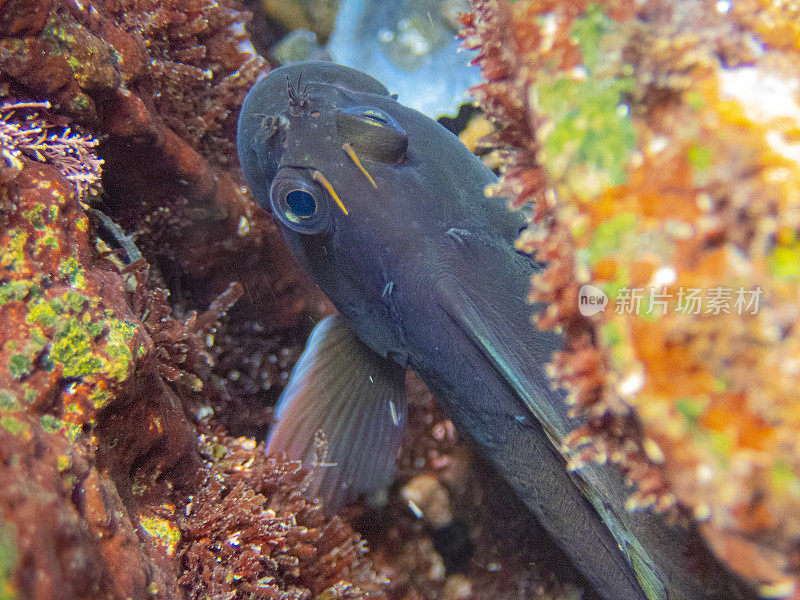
[[287, 73, 310, 116]]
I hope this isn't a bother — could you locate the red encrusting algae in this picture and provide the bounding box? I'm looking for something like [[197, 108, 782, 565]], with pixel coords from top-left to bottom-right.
[[463, 0, 800, 595]]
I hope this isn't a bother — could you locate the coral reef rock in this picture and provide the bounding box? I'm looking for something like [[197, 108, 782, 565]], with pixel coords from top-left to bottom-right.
[[463, 0, 800, 596], [0, 0, 332, 598]]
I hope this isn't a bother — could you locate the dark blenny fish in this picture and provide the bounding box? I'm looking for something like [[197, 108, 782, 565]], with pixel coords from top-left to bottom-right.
[[237, 62, 745, 600]]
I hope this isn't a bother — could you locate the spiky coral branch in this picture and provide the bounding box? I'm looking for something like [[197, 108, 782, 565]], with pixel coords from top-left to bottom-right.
[[0, 100, 103, 196]]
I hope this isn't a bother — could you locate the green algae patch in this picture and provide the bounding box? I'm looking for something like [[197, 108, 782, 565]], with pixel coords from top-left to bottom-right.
[[5, 325, 48, 381], [687, 144, 713, 173], [34, 232, 60, 256], [535, 4, 636, 193], [1, 230, 28, 273], [7, 356, 31, 381], [62, 401, 85, 442], [21, 203, 47, 230], [0, 517, 17, 600], [22, 290, 139, 387], [64, 291, 88, 313], [57, 455, 70, 472], [26, 298, 58, 328], [140, 515, 180, 557], [0, 391, 17, 412], [48, 313, 138, 385], [772, 461, 800, 496], [50, 320, 104, 379], [41, 414, 64, 434], [102, 320, 138, 381], [0, 281, 35, 305], [768, 242, 800, 281], [58, 255, 86, 289], [676, 397, 707, 428], [88, 387, 111, 410], [22, 386, 35, 405], [587, 213, 638, 264], [0, 416, 28, 437]]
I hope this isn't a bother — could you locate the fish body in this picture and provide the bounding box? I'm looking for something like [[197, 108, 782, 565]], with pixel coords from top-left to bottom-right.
[[237, 61, 747, 600]]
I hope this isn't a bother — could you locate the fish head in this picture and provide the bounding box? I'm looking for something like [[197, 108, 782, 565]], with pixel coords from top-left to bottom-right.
[[237, 61, 503, 361]]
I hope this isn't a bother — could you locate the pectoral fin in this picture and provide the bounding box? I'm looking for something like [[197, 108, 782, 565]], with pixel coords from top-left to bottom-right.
[[266, 314, 407, 513], [433, 264, 569, 446]]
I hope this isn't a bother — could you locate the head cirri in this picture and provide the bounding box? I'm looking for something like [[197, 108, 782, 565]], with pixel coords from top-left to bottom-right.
[[237, 61, 409, 236]]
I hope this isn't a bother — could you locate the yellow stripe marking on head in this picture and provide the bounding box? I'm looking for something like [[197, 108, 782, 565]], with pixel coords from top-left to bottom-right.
[[313, 170, 349, 215], [342, 143, 378, 189]]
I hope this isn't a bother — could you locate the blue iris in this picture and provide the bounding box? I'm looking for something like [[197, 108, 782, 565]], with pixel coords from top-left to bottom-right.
[[286, 189, 317, 218]]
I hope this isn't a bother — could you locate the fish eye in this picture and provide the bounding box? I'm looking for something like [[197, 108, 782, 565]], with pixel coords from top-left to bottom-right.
[[270, 168, 331, 234], [361, 110, 388, 125], [285, 189, 317, 221], [336, 106, 408, 163]]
